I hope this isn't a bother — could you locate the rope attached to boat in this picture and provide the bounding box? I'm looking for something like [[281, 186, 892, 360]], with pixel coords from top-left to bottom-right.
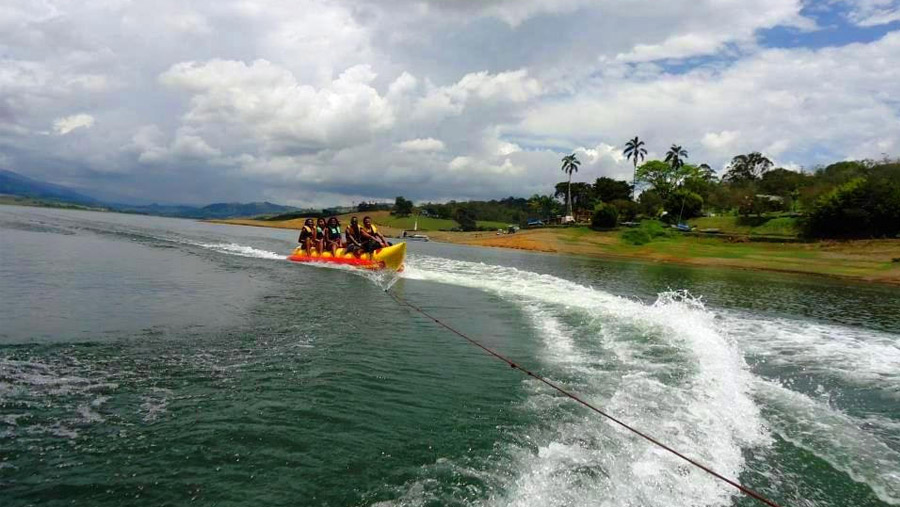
[[386, 289, 787, 507]]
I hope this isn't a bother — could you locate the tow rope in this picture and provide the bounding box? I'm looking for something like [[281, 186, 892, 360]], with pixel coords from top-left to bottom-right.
[[387, 289, 786, 507]]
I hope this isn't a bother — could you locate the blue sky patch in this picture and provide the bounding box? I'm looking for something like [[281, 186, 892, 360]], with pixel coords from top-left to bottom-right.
[[760, 2, 900, 49]]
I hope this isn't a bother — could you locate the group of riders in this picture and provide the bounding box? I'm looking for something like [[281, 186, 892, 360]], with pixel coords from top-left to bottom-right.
[[298, 215, 390, 256]]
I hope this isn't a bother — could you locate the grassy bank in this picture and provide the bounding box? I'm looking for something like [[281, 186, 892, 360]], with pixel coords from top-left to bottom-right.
[[688, 215, 800, 237], [454, 225, 900, 285], [210, 214, 900, 285], [373, 214, 509, 231]]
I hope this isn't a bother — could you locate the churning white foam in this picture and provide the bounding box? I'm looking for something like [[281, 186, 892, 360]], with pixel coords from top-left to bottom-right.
[[401, 254, 900, 505], [140, 387, 172, 423], [755, 379, 900, 504], [723, 312, 900, 397], [402, 256, 769, 507], [0, 357, 118, 439], [198, 242, 285, 260], [722, 308, 900, 503], [520, 304, 587, 374]]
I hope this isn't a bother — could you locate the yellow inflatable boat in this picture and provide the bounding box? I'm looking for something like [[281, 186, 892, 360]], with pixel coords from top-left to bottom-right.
[[288, 242, 406, 271]]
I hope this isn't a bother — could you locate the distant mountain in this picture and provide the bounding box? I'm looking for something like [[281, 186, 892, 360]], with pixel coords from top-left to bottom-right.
[[0, 169, 98, 204], [197, 201, 298, 218], [114, 201, 299, 219], [0, 169, 299, 219], [109, 203, 204, 217]]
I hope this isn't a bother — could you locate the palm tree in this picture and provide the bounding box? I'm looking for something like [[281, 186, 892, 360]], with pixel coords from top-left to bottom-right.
[[560, 153, 581, 217], [665, 144, 688, 169], [623, 136, 647, 200]]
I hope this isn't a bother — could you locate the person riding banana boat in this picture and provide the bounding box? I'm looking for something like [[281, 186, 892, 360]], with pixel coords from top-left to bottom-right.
[[344, 216, 364, 255], [361, 215, 389, 250], [323, 216, 343, 256], [290, 215, 405, 270], [297, 218, 318, 254], [315, 217, 327, 254], [297, 217, 330, 255]]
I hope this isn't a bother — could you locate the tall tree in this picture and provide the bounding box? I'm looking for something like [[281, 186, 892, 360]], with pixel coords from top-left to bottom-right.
[[594, 177, 632, 202], [393, 196, 414, 216], [636, 160, 703, 200], [623, 136, 647, 200], [560, 153, 581, 217], [528, 194, 560, 219], [698, 163, 717, 182], [682, 164, 717, 201], [555, 182, 595, 213], [724, 152, 773, 183], [665, 144, 688, 170], [454, 207, 477, 231]]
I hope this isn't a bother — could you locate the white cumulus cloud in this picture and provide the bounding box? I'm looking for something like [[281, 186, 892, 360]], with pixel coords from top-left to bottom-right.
[[397, 138, 446, 152], [842, 0, 900, 26], [160, 60, 395, 154], [1, 0, 898, 205], [517, 31, 900, 172], [53, 114, 95, 135]]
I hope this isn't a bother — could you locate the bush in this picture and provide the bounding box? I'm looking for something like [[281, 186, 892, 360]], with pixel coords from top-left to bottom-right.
[[621, 228, 651, 245], [638, 190, 663, 217], [621, 220, 674, 245], [664, 190, 703, 222], [591, 203, 619, 229], [454, 207, 478, 231], [610, 199, 639, 221], [804, 175, 900, 238]]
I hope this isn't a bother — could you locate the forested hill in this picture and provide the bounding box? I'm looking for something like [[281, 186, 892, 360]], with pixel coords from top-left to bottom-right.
[[111, 201, 299, 219], [0, 169, 98, 205], [0, 169, 298, 219]]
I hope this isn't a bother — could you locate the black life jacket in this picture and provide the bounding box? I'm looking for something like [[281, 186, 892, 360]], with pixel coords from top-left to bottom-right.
[[299, 225, 313, 242], [346, 224, 362, 242]]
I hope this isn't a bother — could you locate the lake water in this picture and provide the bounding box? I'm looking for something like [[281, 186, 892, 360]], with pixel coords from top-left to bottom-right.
[[1, 205, 898, 507]]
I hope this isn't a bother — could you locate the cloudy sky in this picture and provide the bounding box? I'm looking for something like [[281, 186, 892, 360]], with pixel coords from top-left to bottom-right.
[[2, 0, 899, 206]]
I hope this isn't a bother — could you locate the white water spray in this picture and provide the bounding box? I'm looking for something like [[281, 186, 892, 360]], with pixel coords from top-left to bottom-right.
[[400, 255, 769, 507], [197, 242, 285, 260]]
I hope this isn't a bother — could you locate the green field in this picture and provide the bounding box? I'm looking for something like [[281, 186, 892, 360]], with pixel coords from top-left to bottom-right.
[[465, 222, 899, 283], [379, 215, 510, 231], [688, 215, 800, 237]]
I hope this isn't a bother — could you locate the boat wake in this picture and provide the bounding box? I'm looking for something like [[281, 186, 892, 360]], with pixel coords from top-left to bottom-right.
[[392, 254, 900, 506], [197, 242, 286, 260], [171, 243, 900, 504], [398, 256, 767, 507]]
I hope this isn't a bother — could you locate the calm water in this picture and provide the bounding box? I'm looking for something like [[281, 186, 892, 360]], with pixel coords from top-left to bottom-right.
[[1, 205, 898, 507]]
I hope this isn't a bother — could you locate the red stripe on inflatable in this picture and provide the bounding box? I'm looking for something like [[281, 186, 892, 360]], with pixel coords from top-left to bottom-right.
[[287, 254, 379, 269]]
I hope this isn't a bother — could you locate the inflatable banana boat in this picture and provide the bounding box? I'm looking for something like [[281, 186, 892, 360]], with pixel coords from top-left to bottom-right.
[[288, 242, 406, 271]]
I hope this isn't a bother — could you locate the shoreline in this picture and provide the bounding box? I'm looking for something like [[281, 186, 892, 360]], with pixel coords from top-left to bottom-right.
[[452, 238, 900, 287], [211, 218, 900, 286]]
